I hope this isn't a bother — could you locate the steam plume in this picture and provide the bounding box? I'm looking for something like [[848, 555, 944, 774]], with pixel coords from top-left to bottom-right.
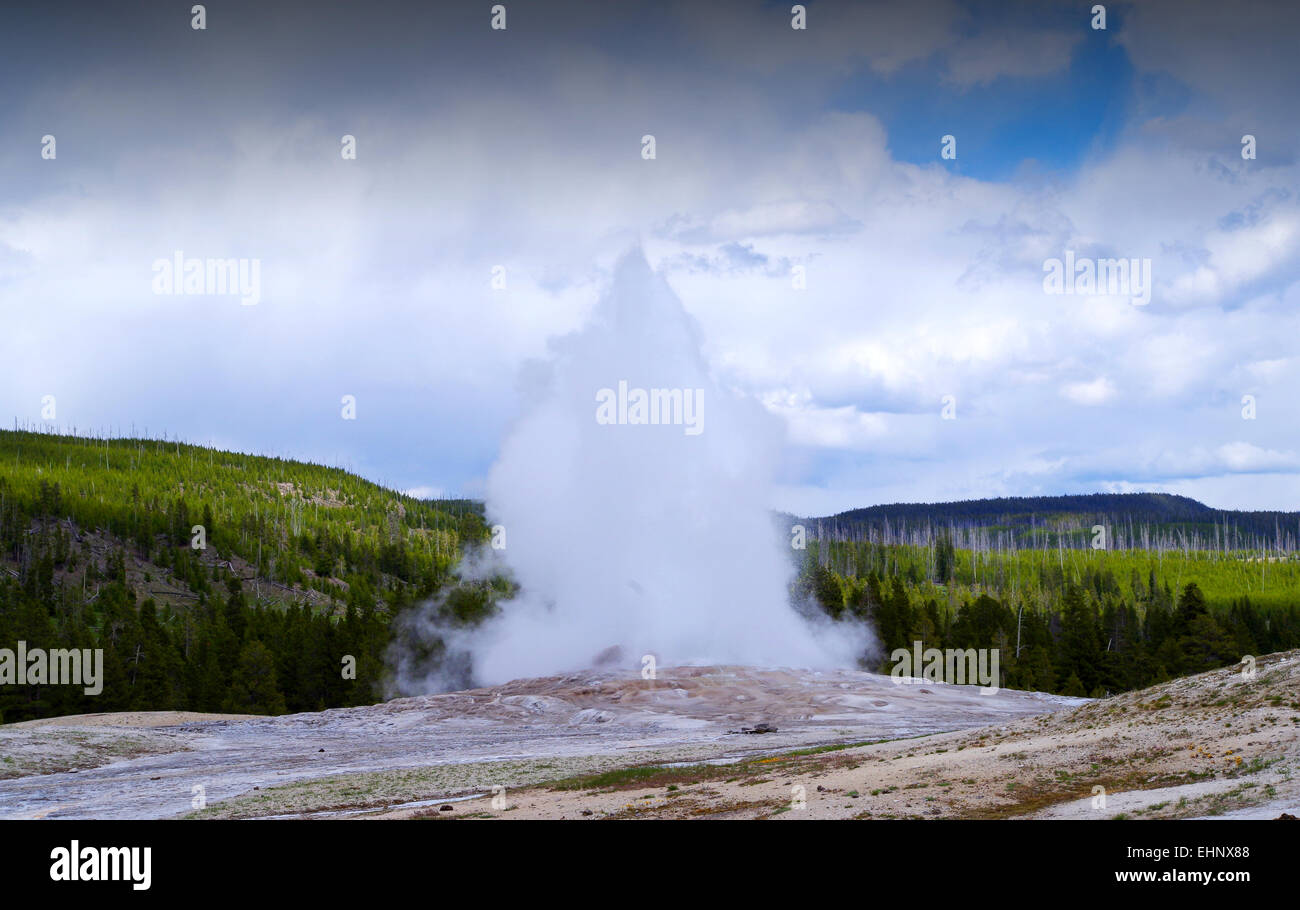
[[466, 248, 866, 683]]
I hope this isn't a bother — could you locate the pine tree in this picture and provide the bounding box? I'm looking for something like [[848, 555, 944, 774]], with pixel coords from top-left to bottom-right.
[[223, 640, 287, 715]]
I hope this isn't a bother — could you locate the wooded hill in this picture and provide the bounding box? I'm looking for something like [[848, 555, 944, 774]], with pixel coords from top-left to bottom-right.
[[791, 498, 1300, 697], [792, 537, 1300, 698], [0, 429, 488, 722], [3, 429, 1297, 721], [797, 492, 1300, 555]]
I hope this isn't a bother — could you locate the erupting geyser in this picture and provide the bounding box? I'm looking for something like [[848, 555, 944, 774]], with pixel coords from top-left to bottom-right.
[[466, 248, 865, 684]]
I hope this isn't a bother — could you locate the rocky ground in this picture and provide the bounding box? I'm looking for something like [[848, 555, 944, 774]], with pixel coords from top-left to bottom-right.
[[1, 653, 1296, 820]]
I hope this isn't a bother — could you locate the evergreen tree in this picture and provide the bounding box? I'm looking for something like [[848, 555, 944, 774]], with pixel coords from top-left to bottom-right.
[[223, 640, 287, 715]]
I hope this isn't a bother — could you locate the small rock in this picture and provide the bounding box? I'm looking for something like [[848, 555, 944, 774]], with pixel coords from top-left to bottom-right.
[[581, 809, 593, 816], [439, 804, 453, 812], [318, 748, 325, 753], [728, 721, 779, 735], [727, 723, 778, 734], [1277, 812, 1297, 820]]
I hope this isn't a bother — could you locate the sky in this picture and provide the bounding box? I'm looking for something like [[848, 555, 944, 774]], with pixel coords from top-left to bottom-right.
[[2, 0, 1299, 515]]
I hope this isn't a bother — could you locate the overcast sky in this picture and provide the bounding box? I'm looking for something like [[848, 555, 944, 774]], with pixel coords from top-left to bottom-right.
[[3, 0, 1299, 514]]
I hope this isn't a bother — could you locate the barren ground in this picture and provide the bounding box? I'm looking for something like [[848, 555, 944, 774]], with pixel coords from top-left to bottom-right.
[[2, 653, 1296, 820]]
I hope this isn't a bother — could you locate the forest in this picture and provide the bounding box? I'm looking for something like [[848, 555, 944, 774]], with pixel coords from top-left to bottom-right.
[[1, 428, 1297, 720], [792, 537, 1300, 696], [0, 429, 487, 721], [801, 492, 1300, 554]]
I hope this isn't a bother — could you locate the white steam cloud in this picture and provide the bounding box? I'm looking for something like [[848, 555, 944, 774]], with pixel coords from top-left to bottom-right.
[[462, 248, 868, 684]]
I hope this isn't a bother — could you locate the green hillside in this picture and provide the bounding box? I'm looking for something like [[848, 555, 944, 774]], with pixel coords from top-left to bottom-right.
[[793, 537, 1300, 697], [3, 428, 1299, 723], [800, 492, 1300, 553], [0, 429, 489, 722], [0, 429, 483, 593]]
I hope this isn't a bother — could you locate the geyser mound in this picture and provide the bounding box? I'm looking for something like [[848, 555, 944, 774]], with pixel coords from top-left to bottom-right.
[[468, 249, 865, 684]]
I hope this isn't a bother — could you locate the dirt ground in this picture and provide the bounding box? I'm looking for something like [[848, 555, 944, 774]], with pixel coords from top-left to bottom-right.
[[2, 654, 1296, 820], [392, 651, 1298, 820]]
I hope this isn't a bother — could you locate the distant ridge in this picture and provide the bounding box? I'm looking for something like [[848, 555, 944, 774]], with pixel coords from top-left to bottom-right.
[[800, 492, 1300, 554]]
